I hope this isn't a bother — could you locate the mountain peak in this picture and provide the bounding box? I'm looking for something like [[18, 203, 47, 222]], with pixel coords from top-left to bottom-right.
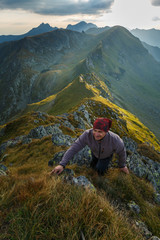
[[67, 21, 97, 32]]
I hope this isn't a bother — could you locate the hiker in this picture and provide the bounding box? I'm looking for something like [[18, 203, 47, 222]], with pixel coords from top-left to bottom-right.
[[51, 118, 129, 175]]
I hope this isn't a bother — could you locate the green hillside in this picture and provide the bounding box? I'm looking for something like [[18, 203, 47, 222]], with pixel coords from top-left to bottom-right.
[[1, 95, 160, 239], [84, 26, 160, 140]]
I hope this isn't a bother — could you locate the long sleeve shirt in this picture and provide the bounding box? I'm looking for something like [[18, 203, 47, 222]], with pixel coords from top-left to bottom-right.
[[60, 129, 126, 168]]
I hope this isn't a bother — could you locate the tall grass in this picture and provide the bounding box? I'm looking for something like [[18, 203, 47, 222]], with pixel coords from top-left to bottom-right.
[[0, 174, 144, 240]]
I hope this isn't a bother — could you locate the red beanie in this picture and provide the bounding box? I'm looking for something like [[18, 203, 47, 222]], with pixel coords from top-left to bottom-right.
[[93, 118, 112, 132]]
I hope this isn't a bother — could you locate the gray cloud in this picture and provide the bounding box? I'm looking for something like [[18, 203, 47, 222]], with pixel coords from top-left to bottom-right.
[[0, 0, 114, 15], [151, 0, 160, 6], [152, 16, 160, 21]]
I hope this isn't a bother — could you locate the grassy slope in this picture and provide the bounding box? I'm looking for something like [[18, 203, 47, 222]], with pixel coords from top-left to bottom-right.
[[86, 26, 160, 140], [1, 59, 160, 239], [1, 94, 160, 239]]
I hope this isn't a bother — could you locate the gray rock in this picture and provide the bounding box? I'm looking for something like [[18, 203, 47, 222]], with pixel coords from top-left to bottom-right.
[[64, 174, 96, 190], [135, 221, 152, 239], [150, 237, 160, 240], [0, 169, 7, 176], [0, 154, 9, 162], [62, 120, 75, 131], [154, 193, 160, 204], [72, 146, 92, 166], [52, 133, 75, 146], [123, 137, 138, 153], [72, 176, 96, 190], [0, 164, 8, 172], [49, 145, 92, 167], [0, 139, 20, 156], [127, 154, 148, 178], [45, 125, 62, 135], [48, 151, 65, 166], [78, 105, 92, 126], [127, 201, 140, 214], [28, 125, 47, 139], [21, 136, 32, 144], [73, 112, 86, 130]]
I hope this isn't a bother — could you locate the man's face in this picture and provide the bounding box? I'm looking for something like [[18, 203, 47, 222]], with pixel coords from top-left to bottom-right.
[[93, 129, 106, 141]]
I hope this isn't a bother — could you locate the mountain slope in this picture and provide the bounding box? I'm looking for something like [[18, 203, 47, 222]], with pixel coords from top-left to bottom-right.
[[82, 26, 160, 139], [131, 28, 160, 48], [0, 29, 97, 124], [0, 93, 160, 239], [142, 42, 160, 62], [0, 23, 57, 44], [0, 26, 160, 140]]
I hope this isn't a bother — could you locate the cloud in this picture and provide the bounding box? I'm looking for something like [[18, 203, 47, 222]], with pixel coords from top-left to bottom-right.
[[151, 0, 160, 6], [0, 0, 114, 15], [152, 16, 160, 21]]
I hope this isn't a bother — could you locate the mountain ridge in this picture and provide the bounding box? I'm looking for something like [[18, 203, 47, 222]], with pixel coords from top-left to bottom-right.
[[0, 26, 160, 141]]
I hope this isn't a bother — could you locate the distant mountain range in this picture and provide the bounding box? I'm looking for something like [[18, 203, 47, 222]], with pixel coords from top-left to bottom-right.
[[0, 25, 160, 140], [66, 21, 97, 32], [0, 23, 57, 44], [131, 28, 160, 48], [1, 21, 160, 49]]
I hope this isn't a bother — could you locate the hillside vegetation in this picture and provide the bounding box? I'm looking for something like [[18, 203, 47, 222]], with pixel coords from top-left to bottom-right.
[[0, 26, 160, 140], [0, 26, 160, 240], [1, 84, 160, 239]]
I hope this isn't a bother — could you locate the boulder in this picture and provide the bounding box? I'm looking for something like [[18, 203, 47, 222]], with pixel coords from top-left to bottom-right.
[[127, 201, 140, 214], [28, 125, 47, 139], [52, 133, 75, 146], [135, 221, 152, 239]]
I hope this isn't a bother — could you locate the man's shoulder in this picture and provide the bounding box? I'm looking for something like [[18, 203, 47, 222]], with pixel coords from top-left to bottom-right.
[[108, 131, 122, 141], [80, 128, 93, 138]]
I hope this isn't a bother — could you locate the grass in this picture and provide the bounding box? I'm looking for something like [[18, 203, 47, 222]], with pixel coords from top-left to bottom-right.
[[0, 172, 145, 240], [0, 110, 160, 239]]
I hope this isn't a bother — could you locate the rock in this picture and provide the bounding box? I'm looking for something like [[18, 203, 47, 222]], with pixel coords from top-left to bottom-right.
[[123, 137, 138, 153], [36, 111, 47, 120], [135, 221, 152, 239], [73, 112, 86, 130], [21, 136, 32, 144], [28, 126, 47, 139], [48, 151, 65, 166], [49, 146, 92, 167], [0, 154, 9, 162], [127, 201, 140, 214], [52, 133, 75, 146], [0, 164, 8, 172], [34, 120, 39, 124], [62, 168, 74, 176], [78, 105, 92, 126], [64, 175, 96, 191], [127, 153, 148, 178], [72, 146, 92, 166], [72, 176, 96, 190], [154, 193, 160, 204], [0, 169, 7, 176], [62, 120, 75, 131], [45, 125, 61, 135], [0, 139, 19, 156], [150, 237, 160, 240]]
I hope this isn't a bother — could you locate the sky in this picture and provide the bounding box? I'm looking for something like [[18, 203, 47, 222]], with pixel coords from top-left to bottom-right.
[[0, 0, 160, 35]]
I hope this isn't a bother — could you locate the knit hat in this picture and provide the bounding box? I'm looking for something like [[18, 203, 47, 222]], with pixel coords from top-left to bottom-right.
[[93, 118, 112, 132]]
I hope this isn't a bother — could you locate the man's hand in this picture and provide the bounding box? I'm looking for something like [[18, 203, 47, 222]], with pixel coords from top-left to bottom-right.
[[50, 165, 64, 175], [120, 166, 129, 174]]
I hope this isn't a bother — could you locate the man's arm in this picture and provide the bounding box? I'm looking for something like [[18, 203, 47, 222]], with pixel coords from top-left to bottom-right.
[[114, 136, 129, 174], [51, 131, 88, 175]]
